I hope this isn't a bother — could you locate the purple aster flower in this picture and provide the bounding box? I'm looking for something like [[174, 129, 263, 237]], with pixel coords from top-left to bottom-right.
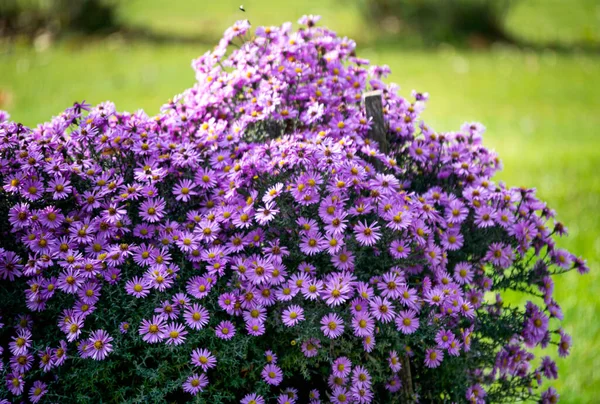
[[301, 338, 321, 358], [369, 296, 396, 323], [6, 371, 24, 395], [9, 328, 32, 355], [395, 310, 419, 334], [139, 315, 167, 343], [165, 322, 188, 345], [282, 305, 305, 327], [558, 329, 572, 357], [88, 329, 114, 360], [435, 329, 455, 350], [332, 356, 352, 377], [215, 320, 236, 340], [351, 312, 375, 337], [241, 393, 266, 404], [184, 303, 210, 330], [191, 348, 217, 371], [39, 347, 53, 372], [262, 363, 284, 385], [52, 340, 68, 366], [173, 179, 197, 202], [331, 386, 350, 404], [11, 352, 33, 373], [320, 313, 344, 339], [300, 231, 326, 255], [139, 197, 166, 223], [125, 276, 151, 298], [29, 380, 48, 403], [119, 322, 130, 334], [182, 373, 209, 395], [453, 262, 473, 285], [424, 348, 443, 368], [540, 387, 559, 404], [388, 350, 402, 373], [353, 220, 381, 246], [265, 350, 278, 364], [352, 365, 372, 387]]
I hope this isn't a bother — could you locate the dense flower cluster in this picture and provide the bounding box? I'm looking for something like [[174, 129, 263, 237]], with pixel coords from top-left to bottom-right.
[[0, 16, 588, 403]]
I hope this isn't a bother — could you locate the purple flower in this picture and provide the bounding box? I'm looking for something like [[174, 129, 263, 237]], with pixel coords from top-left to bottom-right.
[[191, 348, 217, 371], [424, 348, 443, 368], [215, 320, 236, 340], [353, 221, 381, 246], [332, 356, 352, 377], [184, 303, 210, 330], [139, 315, 167, 343], [182, 373, 209, 395], [301, 338, 321, 358], [125, 276, 151, 298], [396, 310, 419, 334], [320, 313, 344, 339], [282, 305, 305, 327], [241, 393, 265, 404], [261, 363, 283, 385], [88, 329, 114, 360], [29, 380, 48, 403], [165, 322, 188, 345]]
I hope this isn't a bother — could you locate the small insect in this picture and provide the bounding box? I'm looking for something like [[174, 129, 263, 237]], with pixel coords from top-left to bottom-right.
[[239, 5, 245, 12]]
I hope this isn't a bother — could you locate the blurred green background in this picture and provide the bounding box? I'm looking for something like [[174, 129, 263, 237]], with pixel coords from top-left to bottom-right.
[[1, 0, 599, 401]]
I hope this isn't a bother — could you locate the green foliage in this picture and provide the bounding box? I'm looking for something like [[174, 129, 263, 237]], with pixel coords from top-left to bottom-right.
[[0, 0, 119, 37], [359, 0, 519, 44]]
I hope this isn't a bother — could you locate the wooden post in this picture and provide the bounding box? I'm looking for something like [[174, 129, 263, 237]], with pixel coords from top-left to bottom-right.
[[363, 90, 388, 155], [364, 90, 415, 402]]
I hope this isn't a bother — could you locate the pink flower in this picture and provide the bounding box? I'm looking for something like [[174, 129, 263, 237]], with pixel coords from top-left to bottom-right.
[[282, 305, 305, 327], [320, 313, 344, 339], [190, 348, 217, 371]]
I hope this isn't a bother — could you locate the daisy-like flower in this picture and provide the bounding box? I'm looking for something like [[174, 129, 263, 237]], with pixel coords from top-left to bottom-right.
[[9, 329, 32, 355], [301, 338, 321, 358], [182, 373, 209, 395], [6, 371, 24, 395], [255, 201, 279, 225], [263, 183, 284, 203], [88, 329, 114, 360], [351, 312, 375, 337], [139, 315, 167, 343], [184, 303, 210, 330], [424, 348, 443, 368], [191, 348, 217, 371], [139, 197, 166, 223], [453, 262, 473, 285], [241, 393, 266, 404], [353, 220, 381, 246], [215, 320, 236, 340], [125, 276, 151, 298], [265, 350, 278, 364], [369, 296, 396, 323], [29, 380, 48, 403], [320, 313, 345, 339], [282, 305, 305, 327], [332, 356, 352, 377], [173, 179, 197, 202], [352, 365, 372, 387], [165, 322, 188, 345], [388, 351, 402, 373], [395, 310, 419, 334], [435, 329, 455, 350], [261, 363, 284, 386], [119, 322, 130, 334]]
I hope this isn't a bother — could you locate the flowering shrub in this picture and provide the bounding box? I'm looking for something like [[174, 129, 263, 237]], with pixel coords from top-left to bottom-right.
[[0, 15, 589, 403]]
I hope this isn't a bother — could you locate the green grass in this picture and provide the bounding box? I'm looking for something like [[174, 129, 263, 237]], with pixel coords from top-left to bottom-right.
[[0, 1, 599, 401]]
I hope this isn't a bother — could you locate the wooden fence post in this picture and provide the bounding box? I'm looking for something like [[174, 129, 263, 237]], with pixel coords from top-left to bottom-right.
[[363, 90, 388, 155], [363, 90, 415, 402]]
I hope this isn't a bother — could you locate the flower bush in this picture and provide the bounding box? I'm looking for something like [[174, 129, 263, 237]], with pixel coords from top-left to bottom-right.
[[0, 15, 589, 403]]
